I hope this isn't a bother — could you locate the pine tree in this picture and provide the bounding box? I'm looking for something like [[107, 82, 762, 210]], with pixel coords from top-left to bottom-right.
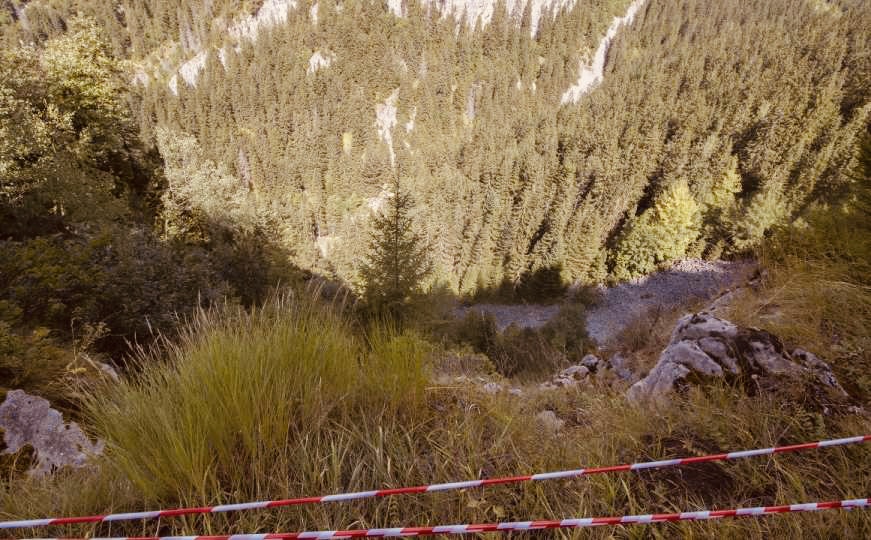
[[359, 176, 431, 321]]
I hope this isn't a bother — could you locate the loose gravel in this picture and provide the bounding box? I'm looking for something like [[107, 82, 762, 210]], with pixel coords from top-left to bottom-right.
[[454, 259, 755, 345], [585, 259, 755, 346]]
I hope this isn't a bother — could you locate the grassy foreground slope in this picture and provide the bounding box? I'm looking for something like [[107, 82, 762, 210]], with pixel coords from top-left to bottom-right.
[[3, 275, 870, 538]]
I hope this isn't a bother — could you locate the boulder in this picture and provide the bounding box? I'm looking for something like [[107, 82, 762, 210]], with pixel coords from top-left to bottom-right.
[[539, 353, 641, 390], [541, 364, 592, 389], [627, 313, 847, 402], [0, 390, 103, 475]]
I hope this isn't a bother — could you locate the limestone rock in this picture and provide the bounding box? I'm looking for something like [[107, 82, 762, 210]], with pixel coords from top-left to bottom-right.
[[627, 313, 848, 402], [539, 352, 642, 390], [606, 353, 635, 381], [0, 390, 103, 475], [540, 362, 596, 390]]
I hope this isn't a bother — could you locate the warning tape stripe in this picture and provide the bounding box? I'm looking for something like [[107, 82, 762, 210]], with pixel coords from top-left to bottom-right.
[[2, 435, 868, 530], [16, 498, 870, 539]]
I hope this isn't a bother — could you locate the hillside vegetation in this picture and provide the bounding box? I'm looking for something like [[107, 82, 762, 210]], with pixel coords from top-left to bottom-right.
[[1, 0, 870, 537], [3, 0, 869, 291], [3, 275, 871, 536]]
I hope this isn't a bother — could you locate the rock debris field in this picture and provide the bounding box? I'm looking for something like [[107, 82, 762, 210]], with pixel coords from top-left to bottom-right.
[[456, 259, 755, 346], [585, 259, 756, 346]]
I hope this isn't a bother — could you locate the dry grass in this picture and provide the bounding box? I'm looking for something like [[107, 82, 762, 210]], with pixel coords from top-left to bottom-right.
[[2, 291, 870, 538], [606, 301, 704, 378], [724, 201, 871, 402]]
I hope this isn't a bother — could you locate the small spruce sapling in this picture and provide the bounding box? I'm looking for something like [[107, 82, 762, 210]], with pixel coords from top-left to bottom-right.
[[359, 177, 431, 322]]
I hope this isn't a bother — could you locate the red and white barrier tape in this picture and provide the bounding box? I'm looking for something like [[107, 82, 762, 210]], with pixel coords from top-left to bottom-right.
[[3, 435, 868, 530], [17, 498, 871, 539]]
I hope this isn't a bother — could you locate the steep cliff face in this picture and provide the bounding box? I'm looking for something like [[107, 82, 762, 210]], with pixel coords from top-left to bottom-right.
[[151, 0, 606, 98], [417, 0, 577, 35], [560, 0, 645, 103]]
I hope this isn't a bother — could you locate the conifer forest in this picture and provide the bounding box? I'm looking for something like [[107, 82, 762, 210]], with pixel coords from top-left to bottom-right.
[[1, 1, 870, 537]]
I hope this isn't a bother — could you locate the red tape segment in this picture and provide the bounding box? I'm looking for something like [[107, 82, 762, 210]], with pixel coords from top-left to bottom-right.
[[17, 498, 870, 539], [3, 435, 867, 530]]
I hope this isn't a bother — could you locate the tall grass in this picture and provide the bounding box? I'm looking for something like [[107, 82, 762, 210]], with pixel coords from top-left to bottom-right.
[[77, 295, 429, 503], [725, 186, 871, 401], [2, 293, 870, 538]]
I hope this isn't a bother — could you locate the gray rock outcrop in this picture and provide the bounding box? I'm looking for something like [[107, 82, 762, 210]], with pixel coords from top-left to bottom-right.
[[0, 390, 103, 475], [627, 313, 847, 402]]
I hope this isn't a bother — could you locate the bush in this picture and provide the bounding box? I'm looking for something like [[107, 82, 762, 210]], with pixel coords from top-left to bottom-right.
[[536, 300, 592, 361], [0, 227, 229, 355], [0, 310, 73, 408], [445, 301, 591, 379]]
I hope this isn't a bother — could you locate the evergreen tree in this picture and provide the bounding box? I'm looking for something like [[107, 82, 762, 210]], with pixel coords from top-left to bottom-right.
[[359, 176, 431, 321]]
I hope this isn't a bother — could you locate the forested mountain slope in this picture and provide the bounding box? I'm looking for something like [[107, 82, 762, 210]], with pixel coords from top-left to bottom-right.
[[3, 3, 871, 535], [2, 0, 869, 293]]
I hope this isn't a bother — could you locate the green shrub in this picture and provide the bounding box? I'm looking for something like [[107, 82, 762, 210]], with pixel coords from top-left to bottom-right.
[[0, 227, 229, 355], [487, 325, 565, 379], [451, 311, 501, 354], [0, 317, 71, 407], [535, 300, 592, 363], [0, 299, 117, 412], [444, 301, 590, 379]]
